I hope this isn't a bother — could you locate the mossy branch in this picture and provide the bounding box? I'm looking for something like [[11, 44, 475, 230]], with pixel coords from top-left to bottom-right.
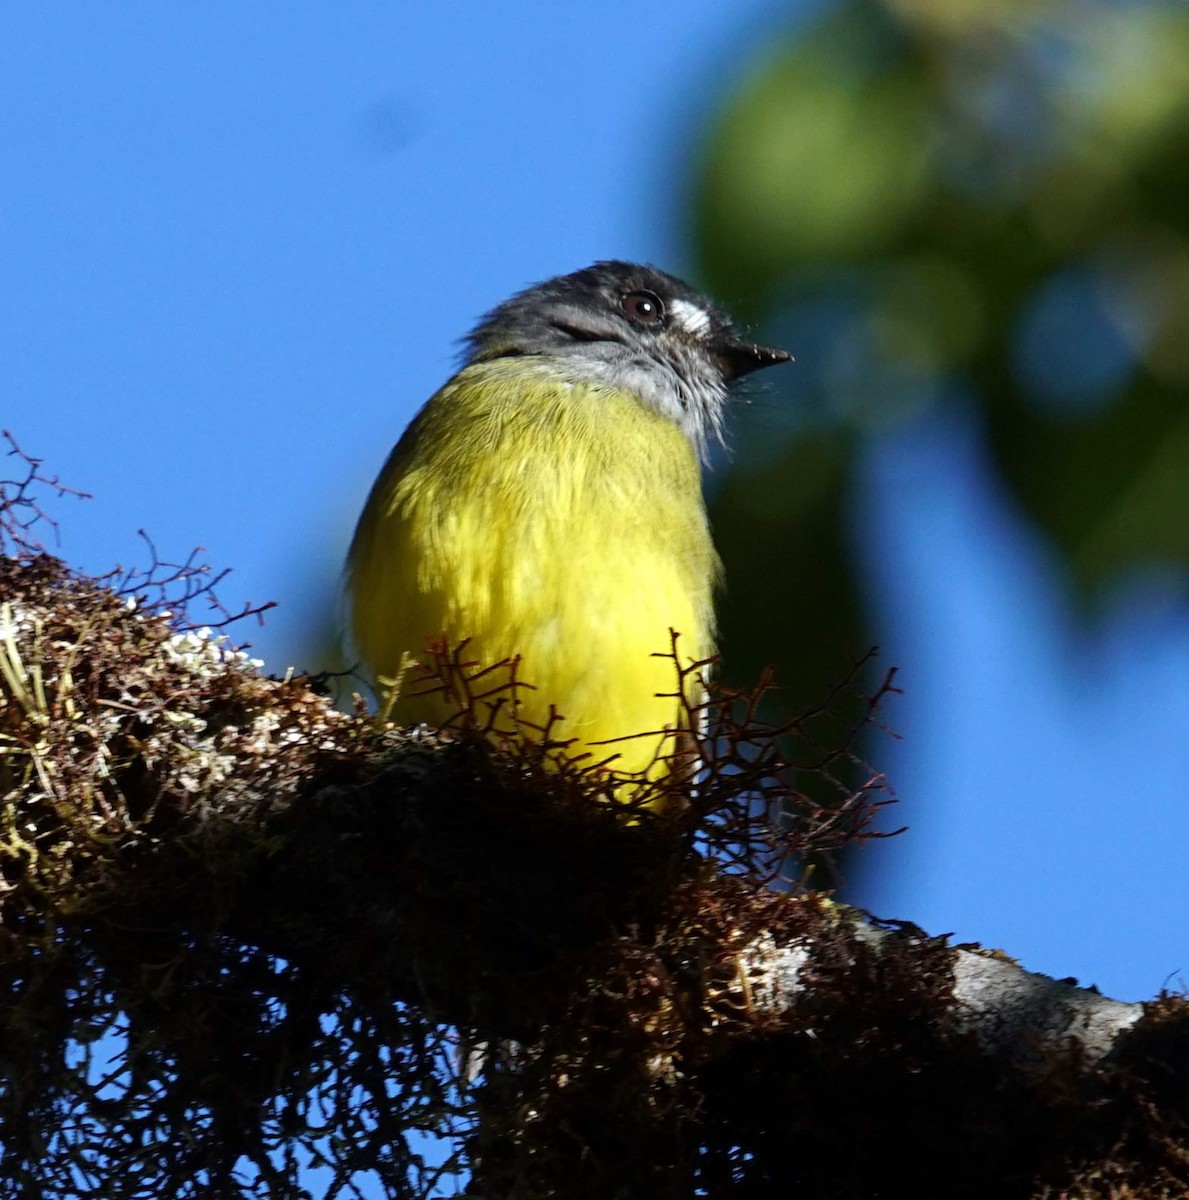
[[1, 554, 1186, 1200]]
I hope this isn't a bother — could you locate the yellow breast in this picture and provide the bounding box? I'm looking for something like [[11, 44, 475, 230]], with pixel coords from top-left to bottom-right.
[[347, 358, 720, 780]]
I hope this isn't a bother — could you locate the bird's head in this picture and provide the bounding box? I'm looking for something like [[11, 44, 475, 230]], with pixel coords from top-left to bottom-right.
[[464, 260, 792, 455]]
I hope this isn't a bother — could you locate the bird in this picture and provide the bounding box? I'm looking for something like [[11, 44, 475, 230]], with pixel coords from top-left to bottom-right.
[[347, 260, 791, 787]]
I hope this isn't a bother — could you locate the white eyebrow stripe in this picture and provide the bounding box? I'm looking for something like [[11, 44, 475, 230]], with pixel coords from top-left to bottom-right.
[[669, 298, 712, 337]]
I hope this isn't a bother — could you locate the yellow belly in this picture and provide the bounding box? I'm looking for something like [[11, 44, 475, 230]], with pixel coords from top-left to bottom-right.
[[347, 359, 719, 781]]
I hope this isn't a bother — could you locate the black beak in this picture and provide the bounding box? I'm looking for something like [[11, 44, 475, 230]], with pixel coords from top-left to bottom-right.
[[718, 335, 794, 380]]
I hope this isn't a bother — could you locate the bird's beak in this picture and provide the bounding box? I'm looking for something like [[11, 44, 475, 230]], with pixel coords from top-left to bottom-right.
[[717, 335, 794, 380]]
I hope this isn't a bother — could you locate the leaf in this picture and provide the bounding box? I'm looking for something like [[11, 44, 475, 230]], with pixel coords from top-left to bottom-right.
[[710, 428, 869, 738], [690, 0, 1189, 627]]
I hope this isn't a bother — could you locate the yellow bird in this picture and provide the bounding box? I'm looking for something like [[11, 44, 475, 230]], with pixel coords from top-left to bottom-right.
[[347, 261, 790, 782]]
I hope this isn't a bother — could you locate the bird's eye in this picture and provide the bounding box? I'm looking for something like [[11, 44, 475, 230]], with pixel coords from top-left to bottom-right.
[[621, 290, 665, 328]]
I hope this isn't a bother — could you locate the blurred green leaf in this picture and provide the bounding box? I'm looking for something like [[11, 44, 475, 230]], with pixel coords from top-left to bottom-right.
[[711, 429, 865, 721], [987, 384, 1189, 592], [691, 0, 1189, 736], [694, 5, 934, 312]]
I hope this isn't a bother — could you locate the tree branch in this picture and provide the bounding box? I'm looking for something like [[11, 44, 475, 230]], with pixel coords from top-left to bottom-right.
[[740, 915, 1143, 1065], [2, 553, 1187, 1199]]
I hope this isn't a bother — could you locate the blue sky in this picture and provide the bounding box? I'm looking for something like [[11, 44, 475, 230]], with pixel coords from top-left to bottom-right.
[[3, 0, 1184, 1054]]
